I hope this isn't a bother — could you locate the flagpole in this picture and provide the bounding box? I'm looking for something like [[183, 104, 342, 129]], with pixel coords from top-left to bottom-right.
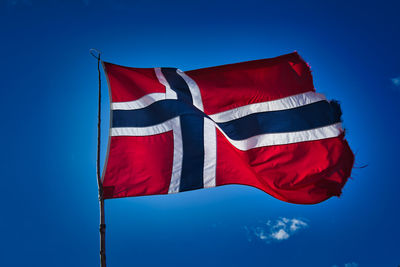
[[90, 48, 106, 267]]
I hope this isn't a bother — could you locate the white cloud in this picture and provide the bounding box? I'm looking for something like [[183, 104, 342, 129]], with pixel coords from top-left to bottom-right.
[[254, 227, 269, 240], [290, 218, 307, 231], [271, 229, 289, 240], [392, 76, 400, 87], [275, 219, 286, 228], [332, 262, 358, 267], [246, 217, 308, 243]]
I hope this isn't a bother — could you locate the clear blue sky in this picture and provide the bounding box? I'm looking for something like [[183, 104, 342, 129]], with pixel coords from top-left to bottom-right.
[[1, 1, 399, 266]]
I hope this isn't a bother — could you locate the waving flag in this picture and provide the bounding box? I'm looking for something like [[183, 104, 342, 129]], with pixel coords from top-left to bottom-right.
[[101, 52, 354, 204]]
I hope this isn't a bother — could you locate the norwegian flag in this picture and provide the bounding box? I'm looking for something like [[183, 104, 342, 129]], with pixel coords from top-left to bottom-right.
[[101, 52, 354, 204]]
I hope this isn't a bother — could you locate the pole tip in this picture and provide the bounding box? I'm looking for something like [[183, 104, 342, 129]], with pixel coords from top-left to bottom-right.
[[89, 48, 102, 60]]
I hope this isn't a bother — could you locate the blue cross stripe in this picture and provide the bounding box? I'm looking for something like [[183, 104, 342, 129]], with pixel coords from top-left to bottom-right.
[[113, 100, 342, 139], [161, 68, 204, 191], [217, 100, 342, 140], [112, 68, 342, 192]]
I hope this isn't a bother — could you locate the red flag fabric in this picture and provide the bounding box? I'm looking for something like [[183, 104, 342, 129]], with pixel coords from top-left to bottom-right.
[[101, 52, 354, 204]]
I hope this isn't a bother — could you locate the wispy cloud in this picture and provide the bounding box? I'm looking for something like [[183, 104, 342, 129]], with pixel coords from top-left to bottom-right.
[[332, 262, 358, 267], [245, 217, 308, 243], [392, 76, 400, 87], [344, 263, 358, 267], [290, 218, 307, 231]]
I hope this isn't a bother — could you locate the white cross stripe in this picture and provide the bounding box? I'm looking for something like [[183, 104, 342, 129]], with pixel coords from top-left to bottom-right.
[[155, 67, 177, 100], [168, 118, 183, 194], [111, 93, 165, 110], [203, 118, 217, 188], [209, 91, 326, 123], [176, 69, 204, 111]]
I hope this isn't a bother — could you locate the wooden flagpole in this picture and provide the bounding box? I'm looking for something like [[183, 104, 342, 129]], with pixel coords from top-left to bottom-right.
[[90, 48, 106, 267]]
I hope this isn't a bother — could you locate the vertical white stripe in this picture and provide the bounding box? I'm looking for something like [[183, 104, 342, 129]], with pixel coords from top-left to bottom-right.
[[203, 118, 217, 188], [168, 117, 183, 193], [154, 67, 177, 100], [154, 68, 182, 193], [176, 69, 204, 111]]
